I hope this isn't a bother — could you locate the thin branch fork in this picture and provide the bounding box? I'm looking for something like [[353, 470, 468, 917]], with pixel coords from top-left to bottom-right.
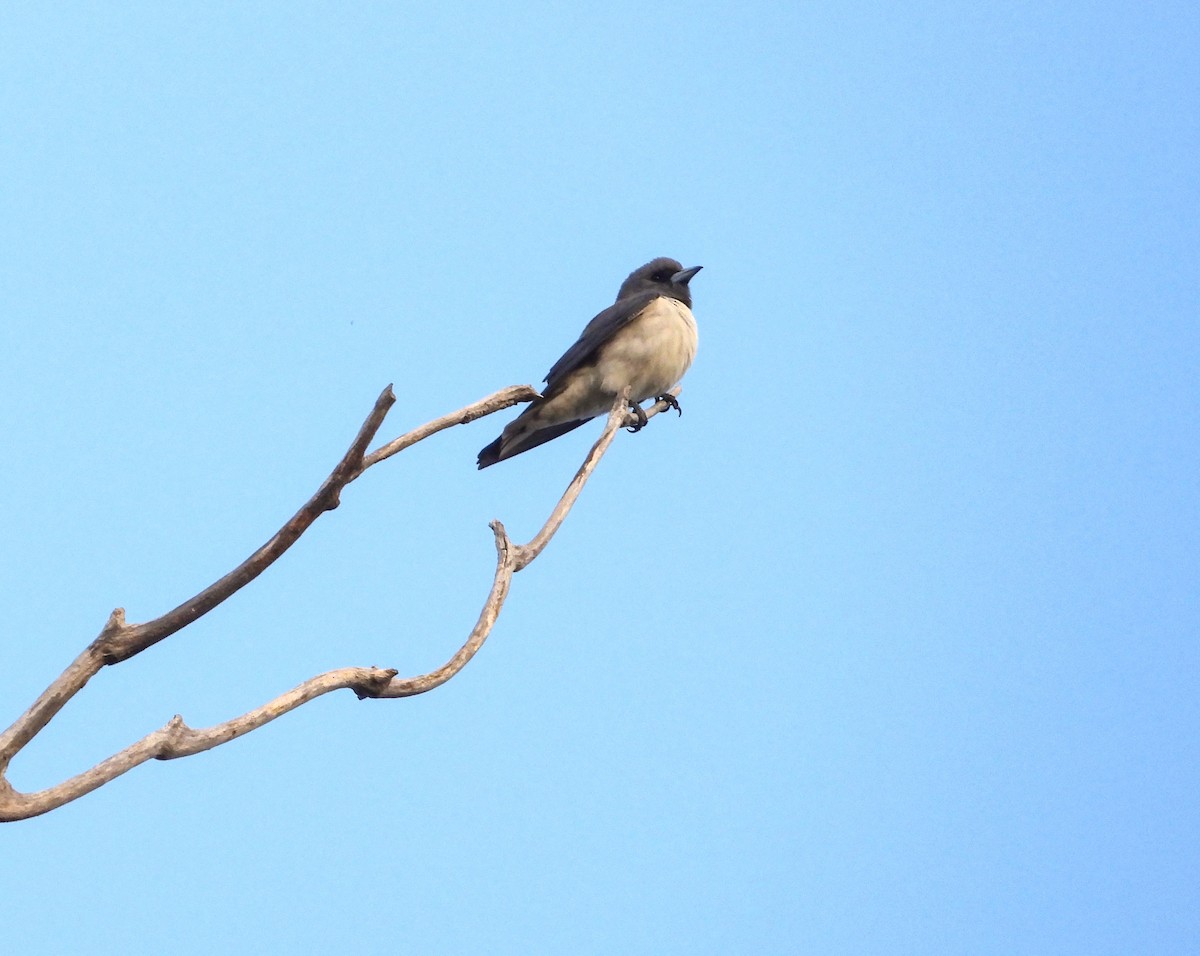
[[0, 384, 681, 822]]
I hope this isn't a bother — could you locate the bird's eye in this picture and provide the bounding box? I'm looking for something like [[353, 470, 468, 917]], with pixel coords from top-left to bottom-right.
[[652, 271, 670, 282]]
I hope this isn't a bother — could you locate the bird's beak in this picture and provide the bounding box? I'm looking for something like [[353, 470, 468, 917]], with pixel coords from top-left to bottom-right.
[[672, 265, 702, 286]]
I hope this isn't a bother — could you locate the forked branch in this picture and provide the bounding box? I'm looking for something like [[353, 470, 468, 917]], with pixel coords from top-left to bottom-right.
[[0, 384, 680, 821]]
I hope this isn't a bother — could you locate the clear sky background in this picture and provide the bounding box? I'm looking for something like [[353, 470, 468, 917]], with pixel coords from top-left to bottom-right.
[[2, 3, 1197, 953]]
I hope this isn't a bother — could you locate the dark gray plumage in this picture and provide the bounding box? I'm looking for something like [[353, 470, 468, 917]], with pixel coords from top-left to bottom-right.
[[477, 257, 701, 469]]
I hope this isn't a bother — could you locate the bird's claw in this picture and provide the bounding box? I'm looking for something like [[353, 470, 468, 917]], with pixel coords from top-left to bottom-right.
[[656, 394, 682, 417], [625, 402, 649, 433]]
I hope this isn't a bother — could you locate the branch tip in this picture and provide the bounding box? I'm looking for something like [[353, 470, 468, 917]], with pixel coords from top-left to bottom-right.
[[489, 520, 514, 559]]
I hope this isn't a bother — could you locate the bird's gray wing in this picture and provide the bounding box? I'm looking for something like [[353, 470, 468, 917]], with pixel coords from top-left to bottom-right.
[[543, 291, 658, 391]]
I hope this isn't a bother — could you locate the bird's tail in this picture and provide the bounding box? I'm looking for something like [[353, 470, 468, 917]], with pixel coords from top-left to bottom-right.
[[477, 410, 593, 469]]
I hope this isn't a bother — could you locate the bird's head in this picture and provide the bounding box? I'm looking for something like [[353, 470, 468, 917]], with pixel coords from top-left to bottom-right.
[[617, 257, 703, 307]]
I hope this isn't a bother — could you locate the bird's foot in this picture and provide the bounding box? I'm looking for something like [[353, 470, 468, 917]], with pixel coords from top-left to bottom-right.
[[656, 393, 682, 417], [625, 402, 649, 433]]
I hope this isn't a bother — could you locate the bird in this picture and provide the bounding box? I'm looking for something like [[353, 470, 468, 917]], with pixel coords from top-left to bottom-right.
[[477, 257, 702, 469]]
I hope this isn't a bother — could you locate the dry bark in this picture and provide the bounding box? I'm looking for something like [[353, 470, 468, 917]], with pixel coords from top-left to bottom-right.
[[0, 384, 680, 821]]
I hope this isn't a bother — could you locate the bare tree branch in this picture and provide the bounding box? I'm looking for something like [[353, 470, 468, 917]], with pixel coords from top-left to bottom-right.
[[99, 384, 400, 666], [0, 384, 680, 821], [363, 384, 541, 469]]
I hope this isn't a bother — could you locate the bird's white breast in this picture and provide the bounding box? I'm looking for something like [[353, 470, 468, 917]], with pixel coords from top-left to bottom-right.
[[599, 296, 699, 402]]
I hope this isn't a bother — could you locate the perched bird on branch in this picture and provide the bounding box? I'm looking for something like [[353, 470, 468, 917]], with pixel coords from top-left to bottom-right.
[[477, 257, 702, 468]]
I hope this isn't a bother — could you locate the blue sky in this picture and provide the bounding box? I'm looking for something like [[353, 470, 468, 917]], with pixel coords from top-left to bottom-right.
[[2, 3, 1197, 953]]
